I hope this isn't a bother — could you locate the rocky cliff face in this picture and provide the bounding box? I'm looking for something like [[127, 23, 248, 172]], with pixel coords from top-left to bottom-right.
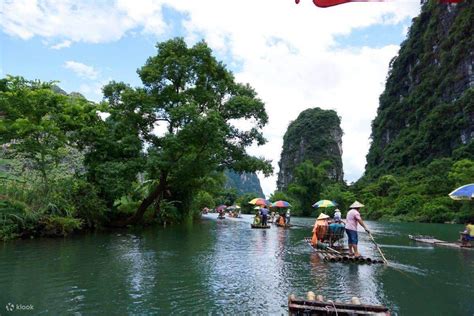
[[365, 0, 474, 178], [277, 107, 343, 190], [225, 170, 264, 196]]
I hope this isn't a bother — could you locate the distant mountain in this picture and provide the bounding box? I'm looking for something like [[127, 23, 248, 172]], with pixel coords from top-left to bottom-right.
[[277, 107, 344, 191], [224, 170, 264, 196]]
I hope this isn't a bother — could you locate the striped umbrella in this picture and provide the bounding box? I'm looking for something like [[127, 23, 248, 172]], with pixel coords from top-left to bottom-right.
[[312, 200, 337, 208], [249, 198, 271, 206], [272, 200, 292, 208]]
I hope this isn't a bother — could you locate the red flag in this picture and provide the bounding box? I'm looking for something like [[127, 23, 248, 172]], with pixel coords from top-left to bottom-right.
[[295, 0, 463, 8], [318, 0, 390, 7]]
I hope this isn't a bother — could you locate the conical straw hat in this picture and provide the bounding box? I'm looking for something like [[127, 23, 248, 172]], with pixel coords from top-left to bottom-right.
[[350, 201, 365, 208], [317, 213, 330, 220]]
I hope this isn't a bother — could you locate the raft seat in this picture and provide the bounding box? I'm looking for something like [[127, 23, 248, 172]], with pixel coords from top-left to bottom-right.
[[321, 224, 345, 247]]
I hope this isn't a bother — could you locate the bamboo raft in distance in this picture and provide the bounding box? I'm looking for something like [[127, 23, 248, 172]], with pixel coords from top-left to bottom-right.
[[409, 235, 473, 249], [251, 224, 271, 229], [304, 237, 385, 264], [288, 293, 390, 315]]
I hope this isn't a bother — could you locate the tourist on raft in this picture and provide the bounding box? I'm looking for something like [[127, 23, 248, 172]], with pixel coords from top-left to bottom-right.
[[461, 220, 474, 246], [278, 211, 286, 226], [345, 201, 370, 257], [311, 213, 330, 247], [327, 209, 345, 245], [260, 206, 269, 226], [253, 208, 261, 225], [286, 209, 291, 224]]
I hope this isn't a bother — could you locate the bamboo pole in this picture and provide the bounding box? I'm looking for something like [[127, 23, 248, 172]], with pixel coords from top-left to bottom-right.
[[367, 232, 388, 264]]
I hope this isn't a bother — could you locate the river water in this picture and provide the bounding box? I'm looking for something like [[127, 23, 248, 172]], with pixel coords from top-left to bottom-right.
[[1, 214, 473, 315]]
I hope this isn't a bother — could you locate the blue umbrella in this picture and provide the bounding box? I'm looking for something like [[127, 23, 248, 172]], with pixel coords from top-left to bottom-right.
[[449, 184, 474, 200]]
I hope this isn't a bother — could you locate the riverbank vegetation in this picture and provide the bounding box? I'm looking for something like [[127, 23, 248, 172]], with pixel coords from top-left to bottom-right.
[[270, 157, 474, 223], [0, 38, 272, 240]]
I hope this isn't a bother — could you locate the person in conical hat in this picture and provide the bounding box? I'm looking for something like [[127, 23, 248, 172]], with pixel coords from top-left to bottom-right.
[[311, 213, 330, 246], [345, 201, 370, 257]]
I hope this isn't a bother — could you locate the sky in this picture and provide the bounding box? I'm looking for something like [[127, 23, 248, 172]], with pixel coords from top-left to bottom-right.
[[0, 0, 421, 197]]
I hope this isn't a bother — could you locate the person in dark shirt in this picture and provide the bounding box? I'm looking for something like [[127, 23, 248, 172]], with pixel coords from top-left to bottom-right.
[[260, 207, 269, 226]]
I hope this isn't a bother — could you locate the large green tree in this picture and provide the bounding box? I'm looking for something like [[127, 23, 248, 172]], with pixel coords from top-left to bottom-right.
[[87, 38, 272, 224], [287, 160, 333, 216]]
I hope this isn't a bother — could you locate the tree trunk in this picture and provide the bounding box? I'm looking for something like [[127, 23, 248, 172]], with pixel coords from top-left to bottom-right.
[[128, 171, 168, 224]]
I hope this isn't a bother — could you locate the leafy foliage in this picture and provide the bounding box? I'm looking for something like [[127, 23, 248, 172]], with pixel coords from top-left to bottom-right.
[[357, 1, 474, 223], [366, 1, 474, 178]]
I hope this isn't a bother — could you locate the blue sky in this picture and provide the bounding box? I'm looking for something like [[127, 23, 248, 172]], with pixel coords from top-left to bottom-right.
[[1, 0, 420, 196]]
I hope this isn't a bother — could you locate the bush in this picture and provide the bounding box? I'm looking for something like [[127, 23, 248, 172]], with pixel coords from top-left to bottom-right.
[[393, 194, 424, 216], [38, 215, 83, 237], [69, 179, 107, 228], [420, 203, 453, 223], [0, 199, 40, 240]]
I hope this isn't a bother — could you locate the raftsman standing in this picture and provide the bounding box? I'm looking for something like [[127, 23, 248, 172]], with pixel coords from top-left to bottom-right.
[[345, 201, 370, 257]]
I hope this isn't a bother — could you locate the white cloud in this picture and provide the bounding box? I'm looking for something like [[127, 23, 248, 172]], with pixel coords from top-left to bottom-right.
[[78, 77, 112, 102], [51, 40, 72, 49], [64, 61, 99, 80], [0, 0, 168, 44]]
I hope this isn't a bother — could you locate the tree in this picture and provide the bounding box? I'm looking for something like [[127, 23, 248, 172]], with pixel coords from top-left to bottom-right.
[[269, 191, 291, 203], [83, 82, 148, 206], [0, 76, 100, 191], [87, 38, 272, 224], [288, 160, 333, 216], [449, 159, 474, 187]]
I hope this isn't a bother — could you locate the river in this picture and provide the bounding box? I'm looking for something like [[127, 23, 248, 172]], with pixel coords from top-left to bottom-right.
[[1, 214, 473, 315]]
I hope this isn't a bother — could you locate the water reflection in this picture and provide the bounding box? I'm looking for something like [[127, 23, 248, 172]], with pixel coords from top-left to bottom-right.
[[114, 234, 157, 302]]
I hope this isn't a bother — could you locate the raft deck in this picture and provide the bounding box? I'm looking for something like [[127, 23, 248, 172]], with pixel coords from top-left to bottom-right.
[[251, 224, 271, 229], [304, 237, 384, 264], [288, 295, 390, 315], [409, 235, 473, 249]]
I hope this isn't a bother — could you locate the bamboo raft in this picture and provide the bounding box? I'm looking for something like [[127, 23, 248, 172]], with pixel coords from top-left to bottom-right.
[[304, 238, 384, 264], [409, 235, 473, 249], [288, 293, 390, 315], [217, 215, 225, 220], [251, 224, 271, 229]]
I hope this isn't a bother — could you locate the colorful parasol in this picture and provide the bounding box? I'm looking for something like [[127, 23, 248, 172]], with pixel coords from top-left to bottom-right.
[[272, 200, 292, 208], [249, 198, 271, 206], [312, 200, 337, 208]]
